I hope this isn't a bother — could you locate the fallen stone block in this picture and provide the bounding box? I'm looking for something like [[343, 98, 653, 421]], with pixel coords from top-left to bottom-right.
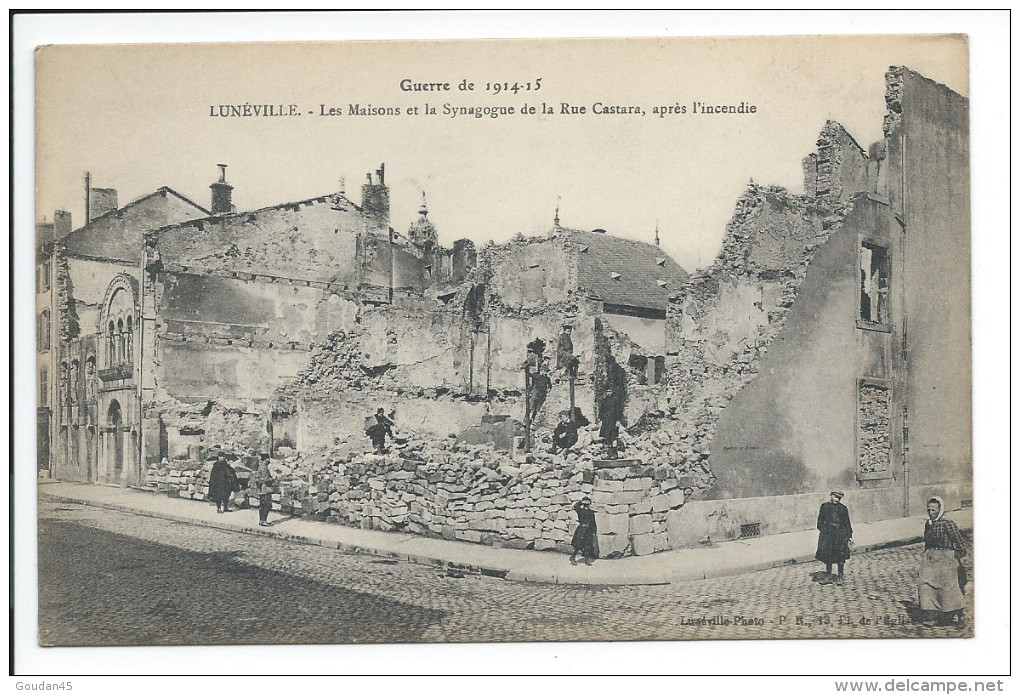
[[594, 478, 624, 493], [623, 476, 653, 492], [651, 494, 672, 513], [629, 513, 653, 535], [629, 501, 652, 515], [595, 511, 629, 536], [597, 532, 630, 556], [631, 533, 655, 556]]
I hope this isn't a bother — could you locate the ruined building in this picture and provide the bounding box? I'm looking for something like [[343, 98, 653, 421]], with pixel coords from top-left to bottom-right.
[[661, 66, 970, 542], [38, 66, 970, 556], [37, 163, 477, 484]]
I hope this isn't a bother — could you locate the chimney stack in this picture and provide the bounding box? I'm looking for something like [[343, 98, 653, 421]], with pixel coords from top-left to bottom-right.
[[88, 187, 118, 221], [84, 172, 91, 224], [53, 210, 72, 239], [210, 163, 234, 215], [360, 162, 390, 233]]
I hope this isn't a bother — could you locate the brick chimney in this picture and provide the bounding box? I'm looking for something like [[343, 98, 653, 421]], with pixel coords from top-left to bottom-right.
[[88, 187, 118, 221], [210, 163, 234, 215], [360, 163, 390, 233], [53, 210, 72, 239]]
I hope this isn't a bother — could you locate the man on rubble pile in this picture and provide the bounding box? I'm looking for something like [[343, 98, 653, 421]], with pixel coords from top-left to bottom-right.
[[366, 407, 395, 454], [551, 410, 579, 454]]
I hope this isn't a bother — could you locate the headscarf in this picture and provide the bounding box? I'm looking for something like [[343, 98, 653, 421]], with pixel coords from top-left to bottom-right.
[[926, 496, 945, 522]]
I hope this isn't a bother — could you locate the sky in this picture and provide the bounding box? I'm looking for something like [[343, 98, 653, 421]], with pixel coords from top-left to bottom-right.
[[35, 34, 968, 272]]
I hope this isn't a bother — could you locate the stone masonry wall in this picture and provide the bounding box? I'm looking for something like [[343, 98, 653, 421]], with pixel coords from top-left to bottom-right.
[[145, 429, 697, 557]]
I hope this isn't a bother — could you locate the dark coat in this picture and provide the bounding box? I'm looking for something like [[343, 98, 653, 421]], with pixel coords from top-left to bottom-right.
[[553, 420, 579, 451], [208, 459, 239, 501], [570, 503, 599, 558], [815, 500, 853, 564]]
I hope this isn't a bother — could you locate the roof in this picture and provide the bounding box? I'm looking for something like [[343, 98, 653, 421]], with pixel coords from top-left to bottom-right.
[[61, 187, 210, 262], [145, 190, 358, 238], [558, 227, 688, 311]]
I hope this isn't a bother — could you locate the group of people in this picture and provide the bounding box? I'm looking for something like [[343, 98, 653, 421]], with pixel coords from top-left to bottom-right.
[[210, 421, 969, 629], [568, 489, 969, 628], [815, 490, 968, 627], [207, 451, 275, 527]]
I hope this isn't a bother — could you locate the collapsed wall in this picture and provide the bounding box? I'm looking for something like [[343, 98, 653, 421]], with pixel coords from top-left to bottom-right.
[[141, 118, 894, 555]]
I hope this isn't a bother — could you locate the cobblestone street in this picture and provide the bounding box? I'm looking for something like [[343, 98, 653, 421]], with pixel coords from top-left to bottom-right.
[[37, 500, 974, 646]]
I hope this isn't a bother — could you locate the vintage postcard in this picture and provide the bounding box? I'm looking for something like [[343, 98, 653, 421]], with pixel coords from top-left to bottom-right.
[[33, 34, 974, 649]]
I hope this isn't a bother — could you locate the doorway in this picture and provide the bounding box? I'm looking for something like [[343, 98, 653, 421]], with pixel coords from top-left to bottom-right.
[[108, 400, 123, 482]]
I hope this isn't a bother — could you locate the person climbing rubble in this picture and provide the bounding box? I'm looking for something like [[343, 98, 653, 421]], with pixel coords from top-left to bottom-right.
[[556, 324, 574, 371], [366, 407, 395, 454], [529, 357, 552, 420], [551, 410, 579, 453]]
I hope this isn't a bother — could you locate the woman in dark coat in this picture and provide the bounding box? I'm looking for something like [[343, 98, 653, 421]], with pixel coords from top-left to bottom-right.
[[815, 490, 853, 585], [208, 453, 239, 513], [570, 497, 599, 566]]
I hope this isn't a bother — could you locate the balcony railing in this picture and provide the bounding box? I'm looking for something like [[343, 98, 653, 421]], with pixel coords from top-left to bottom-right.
[[98, 363, 134, 381]]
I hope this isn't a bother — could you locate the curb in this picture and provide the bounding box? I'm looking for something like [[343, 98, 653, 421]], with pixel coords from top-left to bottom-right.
[[41, 491, 515, 581], [39, 490, 934, 587]]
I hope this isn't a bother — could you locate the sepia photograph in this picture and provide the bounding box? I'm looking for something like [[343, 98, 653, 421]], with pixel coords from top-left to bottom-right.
[[13, 11, 1010, 681]]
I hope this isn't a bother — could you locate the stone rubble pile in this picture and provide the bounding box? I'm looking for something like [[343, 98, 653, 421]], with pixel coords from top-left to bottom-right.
[[143, 420, 710, 556]]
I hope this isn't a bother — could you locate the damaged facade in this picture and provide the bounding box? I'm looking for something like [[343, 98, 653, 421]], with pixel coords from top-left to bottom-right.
[[662, 67, 970, 542], [38, 66, 970, 556]]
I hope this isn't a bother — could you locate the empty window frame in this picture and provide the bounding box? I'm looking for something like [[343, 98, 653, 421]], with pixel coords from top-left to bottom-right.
[[859, 242, 890, 325]]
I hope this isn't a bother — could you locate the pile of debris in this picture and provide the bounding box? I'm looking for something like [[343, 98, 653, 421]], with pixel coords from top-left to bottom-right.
[[143, 418, 711, 557]]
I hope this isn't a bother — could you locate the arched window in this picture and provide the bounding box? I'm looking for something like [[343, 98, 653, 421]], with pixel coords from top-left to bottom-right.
[[60, 361, 69, 412], [117, 318, 125, 365], [125, 315, 133, 364], [85, 355, 96, 401], [70, 359, 80, 404], [38, 310, 51, 352], [108, 321, 116, 366]]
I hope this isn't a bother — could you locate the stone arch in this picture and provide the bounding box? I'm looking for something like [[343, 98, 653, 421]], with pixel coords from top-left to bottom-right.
[[107, 399, 124, 480], [99, 274, 138, 368]]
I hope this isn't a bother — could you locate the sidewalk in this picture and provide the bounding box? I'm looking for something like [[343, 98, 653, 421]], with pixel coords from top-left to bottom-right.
[[38, 481, 972, 586]]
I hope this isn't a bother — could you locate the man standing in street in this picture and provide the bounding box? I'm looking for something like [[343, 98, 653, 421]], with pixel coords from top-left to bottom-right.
[[815, 490, 853, 585], [251, 453, 274, 527], [208, 452, 239, 514]]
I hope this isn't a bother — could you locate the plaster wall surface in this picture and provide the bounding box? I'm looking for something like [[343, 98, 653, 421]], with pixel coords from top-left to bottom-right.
[[885, 68, 971, 486], [64, 189, 207, 263], [708, 221, 859, 498], [152, 195, 364, 284], [490, 239, 573, 308]]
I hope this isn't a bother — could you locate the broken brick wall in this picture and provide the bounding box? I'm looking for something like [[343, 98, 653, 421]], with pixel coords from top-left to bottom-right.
[[143, 268, 362, 462], [802, 120, 871, 203], [151, 195, 364, 285], [487, 236, 577, 308], [659, 183, 856, 504]]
